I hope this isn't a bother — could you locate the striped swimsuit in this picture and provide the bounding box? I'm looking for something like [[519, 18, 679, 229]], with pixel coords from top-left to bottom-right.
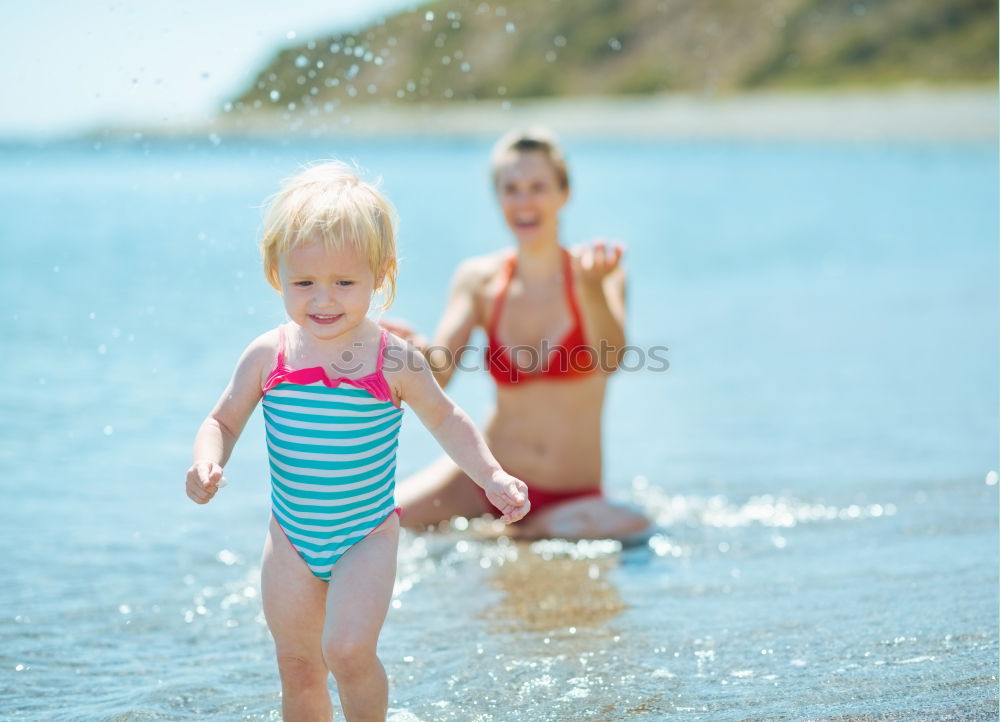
[[261, 325, 403, 581]]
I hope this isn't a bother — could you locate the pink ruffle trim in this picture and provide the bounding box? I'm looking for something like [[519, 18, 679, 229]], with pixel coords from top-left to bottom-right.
[[262, 325, 398, 407]]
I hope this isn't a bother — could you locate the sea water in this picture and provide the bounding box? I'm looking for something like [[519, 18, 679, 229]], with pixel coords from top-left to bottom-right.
[[0, 136, 995, 720]]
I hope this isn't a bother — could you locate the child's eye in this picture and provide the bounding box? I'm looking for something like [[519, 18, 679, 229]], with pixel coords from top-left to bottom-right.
[[337, 280, 354, 287], [293, 280, 313, 287]]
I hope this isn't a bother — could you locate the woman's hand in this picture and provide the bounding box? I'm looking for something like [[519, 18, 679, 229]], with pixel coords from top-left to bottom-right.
[[379, 317, 428, 353], [484, 472, 531, 524], [574, 239, 625, 285]]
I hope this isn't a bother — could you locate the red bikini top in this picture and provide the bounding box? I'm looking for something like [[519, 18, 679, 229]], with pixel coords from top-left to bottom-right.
[[484, 249, 597, 384]]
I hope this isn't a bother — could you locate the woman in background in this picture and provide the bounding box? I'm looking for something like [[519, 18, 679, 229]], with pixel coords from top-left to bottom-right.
[[395, 128, 649, 541]]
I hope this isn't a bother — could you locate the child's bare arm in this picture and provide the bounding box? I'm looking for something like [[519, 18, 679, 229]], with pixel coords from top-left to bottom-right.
[[388, 339, 529, 523], [186, 334, 272, 504]]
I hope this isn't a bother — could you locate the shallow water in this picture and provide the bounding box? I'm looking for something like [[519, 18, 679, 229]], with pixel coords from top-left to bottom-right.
[[0, 136, 996, 720]]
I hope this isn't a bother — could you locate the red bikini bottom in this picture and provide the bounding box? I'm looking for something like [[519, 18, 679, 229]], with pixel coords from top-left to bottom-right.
[[486, 484, 602, 518]]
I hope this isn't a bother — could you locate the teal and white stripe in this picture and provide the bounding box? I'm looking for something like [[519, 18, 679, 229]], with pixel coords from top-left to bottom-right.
[[262, 382, 403, 580]]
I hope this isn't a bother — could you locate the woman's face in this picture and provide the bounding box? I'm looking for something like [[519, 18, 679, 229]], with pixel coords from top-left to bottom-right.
[[495, 150, 569, 246]]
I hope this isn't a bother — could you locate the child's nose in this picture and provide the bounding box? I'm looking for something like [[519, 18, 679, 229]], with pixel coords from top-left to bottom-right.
[[315, 284, 337, 305]]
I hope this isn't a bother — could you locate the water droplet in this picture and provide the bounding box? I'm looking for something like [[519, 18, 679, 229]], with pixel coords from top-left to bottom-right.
[[554, 35, 567, 48], [103, 425, 114, 436], [97, 344, 108, 355], [505, 22, 516, 33], [119, 604, 131, 615], [286, 30, 297, 40], [425, 11, 434, 21], [295, 54, 309, 68], [269, 90, 280, 102], [608, 38, 622, 51], [986, 470, 998, 486]]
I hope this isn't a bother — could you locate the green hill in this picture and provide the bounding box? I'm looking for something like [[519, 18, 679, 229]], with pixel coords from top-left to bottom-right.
[[229, 0, 996, 114]]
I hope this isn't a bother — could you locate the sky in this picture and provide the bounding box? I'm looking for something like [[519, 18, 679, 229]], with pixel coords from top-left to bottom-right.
[[1, 0, 424, 137]]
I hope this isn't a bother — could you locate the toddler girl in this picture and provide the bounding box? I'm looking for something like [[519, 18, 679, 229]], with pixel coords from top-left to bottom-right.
[[184, 161, 529, 722]]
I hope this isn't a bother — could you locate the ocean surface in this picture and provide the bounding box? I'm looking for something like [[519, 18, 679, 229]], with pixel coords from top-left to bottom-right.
[[0, 134, 996, 721]]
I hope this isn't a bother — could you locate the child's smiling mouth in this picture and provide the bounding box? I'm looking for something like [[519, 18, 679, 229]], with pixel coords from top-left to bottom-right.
[[309, 313, 343, 325]]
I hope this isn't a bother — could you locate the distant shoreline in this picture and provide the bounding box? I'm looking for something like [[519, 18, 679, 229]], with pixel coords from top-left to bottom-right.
[[26, 87, 1000, 143], [213, 88, 999, 141]]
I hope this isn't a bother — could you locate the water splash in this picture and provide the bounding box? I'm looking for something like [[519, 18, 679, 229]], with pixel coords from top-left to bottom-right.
[[631, 476, 896, 529]]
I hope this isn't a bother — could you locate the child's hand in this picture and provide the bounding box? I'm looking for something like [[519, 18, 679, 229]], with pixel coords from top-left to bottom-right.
[[574, 239, 624, 284], [484, 472, 530, 524], [186, 460, 224, 504]]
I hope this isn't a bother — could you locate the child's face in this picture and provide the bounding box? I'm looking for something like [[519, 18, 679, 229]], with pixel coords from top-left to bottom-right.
[[278, 239, 377, 342], [495, 150, 568, 245]]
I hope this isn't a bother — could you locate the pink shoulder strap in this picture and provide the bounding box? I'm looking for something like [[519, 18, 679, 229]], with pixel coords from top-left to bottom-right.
[[376, 327, 389, 371], [276, 324, 287, 366], [262, 324, 291, 392]]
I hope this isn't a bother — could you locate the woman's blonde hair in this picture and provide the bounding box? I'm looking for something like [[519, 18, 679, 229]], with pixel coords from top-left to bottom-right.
[[490, 127, 570, 190], [259, 161, 398, 310]]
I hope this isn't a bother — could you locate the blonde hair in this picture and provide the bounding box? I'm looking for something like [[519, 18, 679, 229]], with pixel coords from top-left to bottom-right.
[[260, 161, 398, 310], [490, 127, 570, 190]]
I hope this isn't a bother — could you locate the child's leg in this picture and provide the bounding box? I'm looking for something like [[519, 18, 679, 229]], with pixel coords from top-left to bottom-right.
[[260, 516, 332, 722], [324, 513, 400, 722]]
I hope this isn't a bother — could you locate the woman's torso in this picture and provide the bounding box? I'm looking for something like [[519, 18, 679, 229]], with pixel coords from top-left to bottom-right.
[[472, 249, 608, 490]]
